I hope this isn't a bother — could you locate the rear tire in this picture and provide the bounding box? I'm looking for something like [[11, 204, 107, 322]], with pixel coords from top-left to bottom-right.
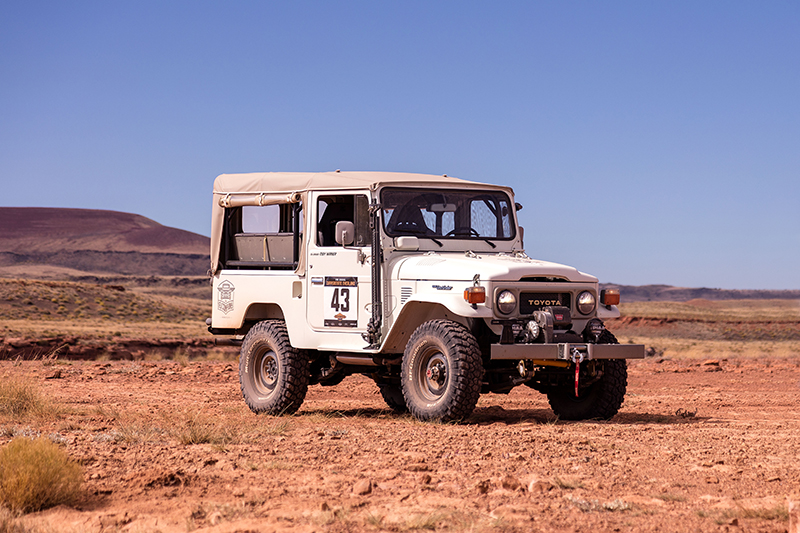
[[546, 330, 627, 420], [239, 320, 309, 415], [401, 320, 483, 422], [378, 383, 408, 414]]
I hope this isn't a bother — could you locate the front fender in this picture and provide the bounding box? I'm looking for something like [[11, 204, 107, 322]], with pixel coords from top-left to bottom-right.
[[380, 288, 491, 353]]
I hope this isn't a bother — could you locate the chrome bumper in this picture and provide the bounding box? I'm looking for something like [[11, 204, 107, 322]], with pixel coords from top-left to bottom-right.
[[490, 343, 645, 361]]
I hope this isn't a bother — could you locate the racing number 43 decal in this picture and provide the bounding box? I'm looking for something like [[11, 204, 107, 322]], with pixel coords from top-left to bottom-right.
[[323, 277, 358, 327]]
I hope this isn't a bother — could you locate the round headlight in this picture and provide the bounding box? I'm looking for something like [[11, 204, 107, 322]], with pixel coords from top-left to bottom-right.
[[577, 291, 596, 315], [496, 290, 517, 315]]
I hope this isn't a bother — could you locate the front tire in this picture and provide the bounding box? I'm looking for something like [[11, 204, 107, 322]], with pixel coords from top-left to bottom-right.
[[239, 320, 309, 415], [546, 330, 627, 420], [401, 320, 483, 422]]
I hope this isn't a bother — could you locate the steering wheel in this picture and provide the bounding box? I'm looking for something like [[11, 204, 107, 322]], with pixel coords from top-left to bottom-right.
[[446, 226, 480, 237]]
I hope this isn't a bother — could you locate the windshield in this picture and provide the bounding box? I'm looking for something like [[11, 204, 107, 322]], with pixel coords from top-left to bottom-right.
[[381, 188, 515, 240]]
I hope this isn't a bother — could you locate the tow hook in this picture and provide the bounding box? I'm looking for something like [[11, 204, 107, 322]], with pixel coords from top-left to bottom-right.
[[571, 347, 585, 398]]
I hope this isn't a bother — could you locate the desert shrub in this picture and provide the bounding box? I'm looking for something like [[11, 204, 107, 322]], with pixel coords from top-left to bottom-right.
[[0, 380, 48, 420], [0, 438, 82, 513]]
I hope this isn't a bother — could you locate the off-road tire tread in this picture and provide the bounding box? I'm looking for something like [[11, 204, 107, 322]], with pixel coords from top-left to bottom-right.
[[402, 319, 483, 423], [378, 383, 408, 414], [239, 320, 309, 416], [546, 329, 627, 420]]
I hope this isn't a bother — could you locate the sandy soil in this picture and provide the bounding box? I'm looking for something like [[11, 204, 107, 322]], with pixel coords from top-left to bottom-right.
[[4, 356, 800, 533]]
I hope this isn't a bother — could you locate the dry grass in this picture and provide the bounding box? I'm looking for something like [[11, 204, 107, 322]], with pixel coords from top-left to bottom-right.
[[0, 438, 83, 513], [0, 506, 42, 533], [617, 336, 800, 360], [167, 409, 236, 447], [1, 319, 207, 342], [612, 299, 800, 359], [0, 379, 58, 422], [619, 299, 800, 322], [404, 510, 449, 530], [0, 279, 209, 324]]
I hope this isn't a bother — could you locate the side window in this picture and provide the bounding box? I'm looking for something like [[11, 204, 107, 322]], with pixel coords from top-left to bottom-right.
[[226, 203, 303, 268], [241, 204, 303, 234], [317, 195, 371, 247], [242, 205, 280, 233]]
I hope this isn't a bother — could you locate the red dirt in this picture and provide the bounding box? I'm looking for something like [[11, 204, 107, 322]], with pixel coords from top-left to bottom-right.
[[3, 356, 799, 532]]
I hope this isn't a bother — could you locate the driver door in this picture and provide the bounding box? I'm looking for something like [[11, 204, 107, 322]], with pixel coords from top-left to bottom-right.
[[306, 192, 372, 349]]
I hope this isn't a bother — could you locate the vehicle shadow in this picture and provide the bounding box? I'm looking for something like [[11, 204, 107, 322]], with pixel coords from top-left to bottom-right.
[[297, 406, 707, 426], [468, 406, 707, 426], [298, 407, 395, 419]]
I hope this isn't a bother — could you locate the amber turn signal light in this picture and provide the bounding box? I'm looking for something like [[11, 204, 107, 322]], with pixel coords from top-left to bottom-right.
[[464, 286, 486, 304], [600, 289, 620, 306]]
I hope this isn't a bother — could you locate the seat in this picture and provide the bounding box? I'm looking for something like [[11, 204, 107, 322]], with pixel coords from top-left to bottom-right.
[[388, 199, 432, 235]]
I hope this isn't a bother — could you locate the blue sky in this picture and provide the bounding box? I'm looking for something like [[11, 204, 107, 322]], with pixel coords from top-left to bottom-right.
[[2, 2, 798, 290]]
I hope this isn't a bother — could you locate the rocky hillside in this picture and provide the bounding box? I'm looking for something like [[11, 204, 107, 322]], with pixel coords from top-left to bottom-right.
[[0, 208, 209, 277]]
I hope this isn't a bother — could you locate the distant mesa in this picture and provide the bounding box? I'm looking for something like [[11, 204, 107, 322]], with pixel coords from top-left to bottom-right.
[[600, 283, 800, 303], [0, 207, 209, 277], [0, 207, 208, 254]]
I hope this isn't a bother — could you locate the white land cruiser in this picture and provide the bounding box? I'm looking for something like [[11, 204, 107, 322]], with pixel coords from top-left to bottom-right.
[[208, 171, 644, 422]]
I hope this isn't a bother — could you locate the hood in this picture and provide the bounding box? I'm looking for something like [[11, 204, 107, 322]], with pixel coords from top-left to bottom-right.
[[395, 253, 597, 283]]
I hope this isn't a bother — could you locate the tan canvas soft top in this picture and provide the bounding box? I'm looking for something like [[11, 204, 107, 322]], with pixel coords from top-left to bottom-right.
[[210, 171, 515, 274]]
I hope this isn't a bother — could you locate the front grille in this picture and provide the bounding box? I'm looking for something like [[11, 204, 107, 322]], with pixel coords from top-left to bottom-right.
[[519, 292, 571, 315]]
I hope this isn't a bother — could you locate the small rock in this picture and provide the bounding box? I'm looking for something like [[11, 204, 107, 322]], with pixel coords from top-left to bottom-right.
[[44, 369, 62, 379], [353, 479, 372, 495], [499, 475, 521, 491], [528, 478, 554, 493], [706, 476, 719, 484], [419, 473, 432, 485], [475, 479, 490, 494], [702, 359, 720, 366], [320, 502, 330, 511], [209, 512, 222, 526], [767, 476, 781, 482]]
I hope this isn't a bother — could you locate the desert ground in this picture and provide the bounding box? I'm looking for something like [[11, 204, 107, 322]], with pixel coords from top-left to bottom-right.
[[1, 277, 799, 533], [2, 354, 799, 533]]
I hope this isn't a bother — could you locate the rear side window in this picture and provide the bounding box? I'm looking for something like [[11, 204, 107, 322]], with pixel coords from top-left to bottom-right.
[[242, 205, 280, 233]]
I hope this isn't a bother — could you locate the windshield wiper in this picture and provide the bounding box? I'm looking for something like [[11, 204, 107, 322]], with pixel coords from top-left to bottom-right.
[[482, 238, 496, 248]]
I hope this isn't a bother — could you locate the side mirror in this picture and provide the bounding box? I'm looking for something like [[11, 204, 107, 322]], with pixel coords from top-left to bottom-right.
[[518, 226, 524, 248], [335, 221, 355, 246]]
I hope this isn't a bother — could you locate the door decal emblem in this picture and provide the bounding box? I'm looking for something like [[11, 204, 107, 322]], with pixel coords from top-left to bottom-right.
[[217, 280, 235, 315]]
